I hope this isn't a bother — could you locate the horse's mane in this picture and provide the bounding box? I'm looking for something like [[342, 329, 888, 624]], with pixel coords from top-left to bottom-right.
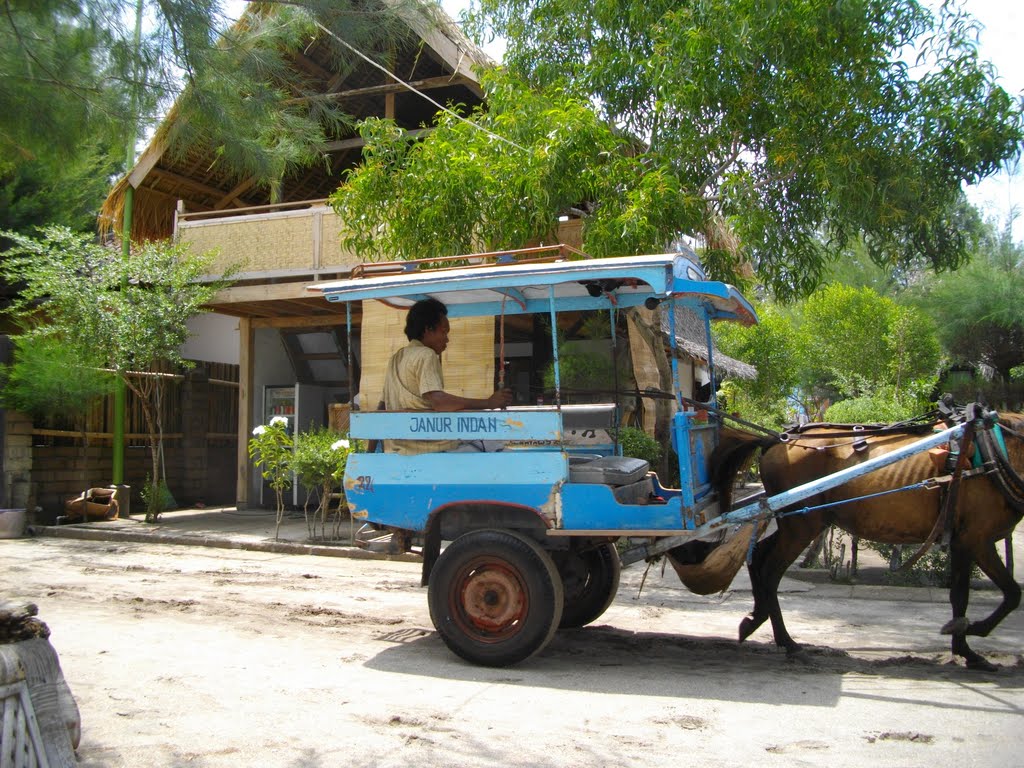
[[999, 412, 1024, 432]]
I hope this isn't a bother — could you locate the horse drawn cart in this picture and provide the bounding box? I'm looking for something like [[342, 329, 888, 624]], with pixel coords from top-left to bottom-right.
[[309, 246, 1022, 669]]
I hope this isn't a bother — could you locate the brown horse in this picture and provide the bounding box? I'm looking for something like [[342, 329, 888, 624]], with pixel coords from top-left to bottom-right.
[[741, 413, 1024, 671]]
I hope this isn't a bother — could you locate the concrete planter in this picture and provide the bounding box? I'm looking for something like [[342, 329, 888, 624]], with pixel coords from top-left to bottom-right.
[[0, 508, 26, 539]]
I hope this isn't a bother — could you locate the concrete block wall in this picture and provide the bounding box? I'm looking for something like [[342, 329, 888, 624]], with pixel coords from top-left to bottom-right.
[[3, 411, 33, 510]]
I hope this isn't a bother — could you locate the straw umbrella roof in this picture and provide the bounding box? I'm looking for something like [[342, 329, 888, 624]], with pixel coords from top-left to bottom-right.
[[100, 2, 491, 242]]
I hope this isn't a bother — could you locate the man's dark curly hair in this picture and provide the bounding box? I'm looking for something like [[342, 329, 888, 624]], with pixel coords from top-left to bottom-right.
[[404, 298, 448, 341]]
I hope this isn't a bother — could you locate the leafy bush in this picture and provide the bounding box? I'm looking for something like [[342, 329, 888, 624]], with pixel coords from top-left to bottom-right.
[[247, 416, 293, 539], [292, 426, 353, 539], [618, 426, 661, 466], [824, 380, 935, 424]]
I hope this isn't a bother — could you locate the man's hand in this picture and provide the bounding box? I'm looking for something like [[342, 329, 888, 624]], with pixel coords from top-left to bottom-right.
[[486, 388, 513, 409], [426, 388, 513, 412]]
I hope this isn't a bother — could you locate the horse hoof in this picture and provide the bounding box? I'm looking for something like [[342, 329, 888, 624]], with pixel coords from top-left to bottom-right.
[[738, 619, 753, 643], [966, 657, 999, 673], [940, 617, 970, 636]]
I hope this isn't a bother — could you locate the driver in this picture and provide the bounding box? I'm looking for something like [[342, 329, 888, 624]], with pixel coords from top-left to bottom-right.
[[382, 298, 512, 454]]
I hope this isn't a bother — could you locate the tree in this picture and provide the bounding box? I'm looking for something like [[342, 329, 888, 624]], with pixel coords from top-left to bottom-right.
[[463, 0, 1022, 298], [911, 215, 1024, 380], [0, 333, 113, 491], [1, 1, 417, 207], [717, 283, 941, 426], [332, 72, 631, 259], [0, 226, 235, 521], [715, 303, 800, 429]]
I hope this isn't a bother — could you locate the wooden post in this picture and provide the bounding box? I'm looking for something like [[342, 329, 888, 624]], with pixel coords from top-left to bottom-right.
[[236, 317, 253, 508]]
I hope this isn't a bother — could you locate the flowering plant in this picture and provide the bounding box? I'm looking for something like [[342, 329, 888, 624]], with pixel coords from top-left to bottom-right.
[[292, 426, 354, 539], [247, 417, 293, 539]]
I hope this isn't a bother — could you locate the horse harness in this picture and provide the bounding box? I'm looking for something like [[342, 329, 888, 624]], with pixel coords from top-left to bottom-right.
[[777, 402, 1024, 570]]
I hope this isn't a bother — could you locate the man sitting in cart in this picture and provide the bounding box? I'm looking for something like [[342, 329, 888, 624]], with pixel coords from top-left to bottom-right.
[[382, 297, 512, 455]]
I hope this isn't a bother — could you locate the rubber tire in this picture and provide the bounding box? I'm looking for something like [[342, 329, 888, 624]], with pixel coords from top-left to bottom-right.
[[428, 529, 564, 667], [554, 543, 622, 629]]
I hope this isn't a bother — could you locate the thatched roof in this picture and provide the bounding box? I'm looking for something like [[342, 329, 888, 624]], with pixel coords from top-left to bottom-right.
[[659, 304, 757, 380], [100, 1, 492, 242]]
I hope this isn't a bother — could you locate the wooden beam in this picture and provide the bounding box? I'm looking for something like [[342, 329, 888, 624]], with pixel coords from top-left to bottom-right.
[[290, 75, 474, 105], [128, 137, 168, 188], [212, 282, 317, 304], [236, 317, 253, 508], [150, 167, 236, 202], [215, 177, 259, 210], [324, 127, 431, 153], [385, 92, 395, 120], [251, 314, 347, 330]]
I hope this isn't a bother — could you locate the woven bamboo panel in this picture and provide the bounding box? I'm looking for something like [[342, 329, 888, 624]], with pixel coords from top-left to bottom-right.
[[319, 215, 360, 271], [181, 216, 315, 274], [328, 403, 351, 434], [358, 302, 495, 408]]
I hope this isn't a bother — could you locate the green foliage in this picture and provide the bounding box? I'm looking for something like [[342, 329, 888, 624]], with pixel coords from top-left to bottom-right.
[[617, 426, 661, 467], [910, 216, 1024, 380], [292, 426, 350, 494], [823, 382, 934, 424], [1, 2, 416, 216], [0, 333, 112, 424], [248, 418, 294, 492], [463, 0, 1022, 298], [715, 304, 799, 428], [292, 426, 353, 539], [0, 145, 121, 236], [800, 284, 939, 401], [1, 225, 235, 517], [1, 227, 232, 374], [858, 542, 967, 588], [331, 70, 657, 260], [716, 282, 941, 426], [0, 2, 128, 167], [248, 416, 294, 538]]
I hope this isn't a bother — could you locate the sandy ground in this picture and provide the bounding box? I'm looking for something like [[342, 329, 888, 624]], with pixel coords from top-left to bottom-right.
[[3, 535, 1023, 768]]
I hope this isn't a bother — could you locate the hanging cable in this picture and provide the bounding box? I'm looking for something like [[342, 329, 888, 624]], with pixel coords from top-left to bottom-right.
[[313, 21, 528, 153]]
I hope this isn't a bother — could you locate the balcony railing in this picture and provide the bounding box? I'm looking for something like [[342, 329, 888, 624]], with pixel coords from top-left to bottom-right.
[[175, 199, 360, 280]]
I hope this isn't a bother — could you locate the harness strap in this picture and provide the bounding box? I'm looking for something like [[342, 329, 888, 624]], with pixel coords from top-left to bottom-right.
[[899, 420, 978, 572]]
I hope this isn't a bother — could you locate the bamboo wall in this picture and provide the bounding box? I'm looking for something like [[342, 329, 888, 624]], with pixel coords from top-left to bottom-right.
[[178, 206, 361, 277], [358, 302, 495, 409]]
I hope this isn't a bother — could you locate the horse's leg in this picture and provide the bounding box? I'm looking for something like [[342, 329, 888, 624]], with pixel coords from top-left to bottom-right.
[[741, 518, 823, 656], [739, 532, 775, 642], [941, 543, 1017, 672], [965, 541, 1021, 638]]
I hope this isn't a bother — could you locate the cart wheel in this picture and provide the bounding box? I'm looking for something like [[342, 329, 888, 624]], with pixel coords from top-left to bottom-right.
[[428, 529, 564, 667], [554, 543, 621, 628]]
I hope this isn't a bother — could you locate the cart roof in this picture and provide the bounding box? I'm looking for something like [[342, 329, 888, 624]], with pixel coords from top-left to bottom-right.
[[309, 249, 757, 325]]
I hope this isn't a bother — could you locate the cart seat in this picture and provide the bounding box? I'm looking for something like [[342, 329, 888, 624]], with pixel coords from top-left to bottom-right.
[[569, 455, 650, 485]]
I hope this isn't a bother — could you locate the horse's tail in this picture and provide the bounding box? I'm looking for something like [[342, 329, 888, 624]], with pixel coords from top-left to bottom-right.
[[710, 426, 780, 511], [665, 426, 778, 595]]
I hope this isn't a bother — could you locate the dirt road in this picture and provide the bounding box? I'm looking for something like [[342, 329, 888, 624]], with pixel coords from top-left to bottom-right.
[[3, 536, 1022, 767]]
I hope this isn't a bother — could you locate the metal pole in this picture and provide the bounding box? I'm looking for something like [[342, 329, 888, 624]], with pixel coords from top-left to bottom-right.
[[113, 0, 145, 488], [548, 286, 560, 406], [621, 423, 967, 566]]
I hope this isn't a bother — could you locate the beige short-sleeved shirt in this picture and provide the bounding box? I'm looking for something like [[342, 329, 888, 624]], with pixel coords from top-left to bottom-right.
[[382, 340, 457, 455]]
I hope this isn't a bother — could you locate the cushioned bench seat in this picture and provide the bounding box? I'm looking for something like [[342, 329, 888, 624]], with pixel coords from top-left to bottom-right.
[[568, 455, 650, 485]]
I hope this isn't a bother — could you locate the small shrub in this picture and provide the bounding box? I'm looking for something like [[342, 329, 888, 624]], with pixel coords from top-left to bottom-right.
[[292, 426, 353, 539], [248, 416, 293, 539], [618, 426, 661, 466]]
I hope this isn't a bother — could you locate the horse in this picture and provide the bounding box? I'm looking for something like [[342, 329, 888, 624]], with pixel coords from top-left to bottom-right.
[[739, 412, 1024, 671]]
